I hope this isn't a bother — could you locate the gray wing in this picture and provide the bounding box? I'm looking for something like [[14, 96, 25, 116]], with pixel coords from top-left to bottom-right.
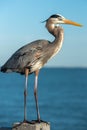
[[1, 40, 52, 73]]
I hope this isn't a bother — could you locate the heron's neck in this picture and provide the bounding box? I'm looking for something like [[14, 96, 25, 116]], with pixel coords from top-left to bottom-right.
[[53, 26, 64, 44], [46, 23, 64, 43], [46, 22, 64, 52], [52, 26, 64, 55], [51, 26, 64, 54]]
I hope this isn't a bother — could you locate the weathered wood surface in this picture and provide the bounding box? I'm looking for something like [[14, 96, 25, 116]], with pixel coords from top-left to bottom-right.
[[12, 122, 50, 130]]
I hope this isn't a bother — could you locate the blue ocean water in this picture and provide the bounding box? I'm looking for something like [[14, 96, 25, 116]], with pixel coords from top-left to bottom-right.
[[0, 68, 87, 130]]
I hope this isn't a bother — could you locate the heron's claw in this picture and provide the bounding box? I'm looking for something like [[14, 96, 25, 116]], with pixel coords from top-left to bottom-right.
[[31, 119, 49, 124]]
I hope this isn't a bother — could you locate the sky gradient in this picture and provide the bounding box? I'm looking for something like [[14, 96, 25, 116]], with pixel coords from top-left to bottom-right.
[[0, 0, 87, 67]]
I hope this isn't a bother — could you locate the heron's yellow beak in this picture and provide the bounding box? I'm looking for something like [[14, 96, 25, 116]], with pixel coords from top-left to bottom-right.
[[63, 19, 82, 27]]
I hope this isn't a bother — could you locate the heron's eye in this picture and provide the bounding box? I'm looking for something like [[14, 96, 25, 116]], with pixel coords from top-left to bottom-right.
[[58, 16, 63, 21]]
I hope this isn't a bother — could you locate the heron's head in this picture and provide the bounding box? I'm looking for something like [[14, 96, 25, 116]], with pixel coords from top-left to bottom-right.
[[43, 14, 82, 27]]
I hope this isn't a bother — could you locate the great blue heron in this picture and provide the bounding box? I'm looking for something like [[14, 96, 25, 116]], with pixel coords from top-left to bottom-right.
[[1, 14, 82, 123]]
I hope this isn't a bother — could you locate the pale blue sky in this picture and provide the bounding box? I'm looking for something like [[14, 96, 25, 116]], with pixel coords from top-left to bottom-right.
[[0, 0, 87, 67]]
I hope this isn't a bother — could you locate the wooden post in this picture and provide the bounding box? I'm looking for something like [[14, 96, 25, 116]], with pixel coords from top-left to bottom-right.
[[12, 122, 50, 130]]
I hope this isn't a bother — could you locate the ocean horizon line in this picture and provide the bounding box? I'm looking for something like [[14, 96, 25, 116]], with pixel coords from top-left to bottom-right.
[[44, 66, 87, 69]]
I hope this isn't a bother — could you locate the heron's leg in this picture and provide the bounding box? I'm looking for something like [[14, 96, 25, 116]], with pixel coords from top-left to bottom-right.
[[34, 70, 40, 122], [24, 68, 29, 122]]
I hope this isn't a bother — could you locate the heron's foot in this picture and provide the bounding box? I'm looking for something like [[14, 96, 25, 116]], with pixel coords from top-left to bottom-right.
[[31, 119, 49, 124], [23, 119, 33, 124]]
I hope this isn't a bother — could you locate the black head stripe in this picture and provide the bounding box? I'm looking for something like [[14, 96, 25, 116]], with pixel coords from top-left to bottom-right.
[[50, 14, 61, 18]]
